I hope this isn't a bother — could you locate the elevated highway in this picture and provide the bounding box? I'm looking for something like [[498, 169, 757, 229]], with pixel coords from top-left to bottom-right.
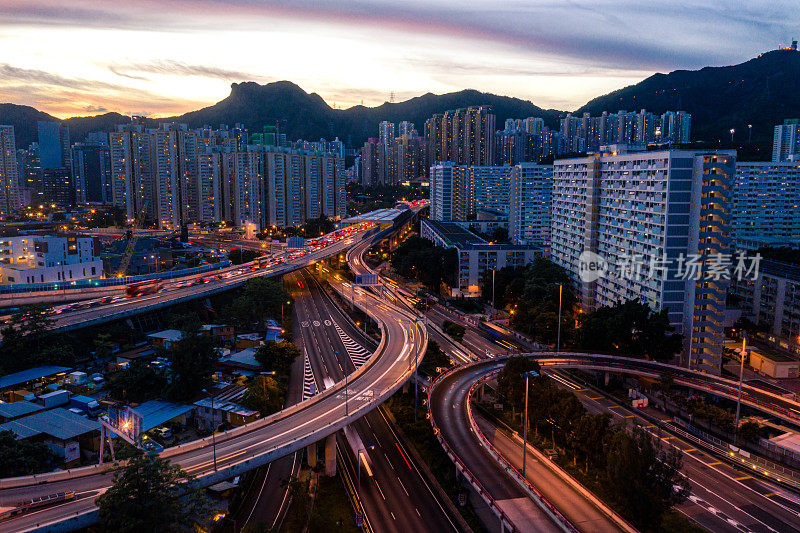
[[0, 225, 427, 532], [430, 351, 800, 532], [2, 226, 372, 333]]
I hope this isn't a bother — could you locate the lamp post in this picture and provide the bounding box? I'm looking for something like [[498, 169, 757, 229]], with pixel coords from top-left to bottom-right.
[[556, 283, 563, 354], [734, 335, 747, 444], [748, 124, 753, 143], [521, 370, 539, 478], [730, 128, 735, 143], [282, 300, 290, 322], [492, 269, 496, 315], [202, 388, 218, 472]]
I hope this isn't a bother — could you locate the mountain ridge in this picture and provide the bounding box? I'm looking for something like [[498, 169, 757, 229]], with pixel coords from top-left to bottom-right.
[[2, 48, 800, 158]]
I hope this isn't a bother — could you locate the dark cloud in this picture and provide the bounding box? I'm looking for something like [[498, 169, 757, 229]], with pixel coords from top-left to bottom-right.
[[4, 1, 797, 73], [84, 105, 108, 113], [109, 61, 270, 82], [0, 64, 125, 91]]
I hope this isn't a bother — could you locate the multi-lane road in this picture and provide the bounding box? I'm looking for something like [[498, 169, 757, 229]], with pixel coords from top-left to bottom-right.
[[5, 225, 371, 333], [0, 226, 427, 532], [290, 267, 458, 532]]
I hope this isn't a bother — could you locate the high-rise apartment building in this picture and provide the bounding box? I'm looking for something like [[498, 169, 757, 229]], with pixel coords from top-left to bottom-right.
[[109, 121, 149, 219], [360, 138, 378, 187], [72, 133, 112, 204], [772, 119, 800, 162], [430, 163, 470, 222], [37, 122, 72, 207], [394, 133, 424, 183], [509, 163, 552, 247], [16, 143, 40, 206], [430, 164, 509, 222], [0, 126, 21, 218], [37, 122, 71, 170], [733, 161, 800, 249], [377, 121, 396, 185], [197, 144, 345, 230], [559, 110, 690, 154], [551, 146, 735, 374], [398, 121, 416, 137], [424, 106, 496, 174]]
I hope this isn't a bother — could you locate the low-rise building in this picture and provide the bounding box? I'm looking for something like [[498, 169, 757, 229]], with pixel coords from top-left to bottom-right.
[[194, 398, 259, 430], [0, 407, 100, 466], [0, 400, 44, 423], [129, 400, 195, 433], [0, 366, 72, 399], [200, 324, 235, 343], [421, 219, 543, 297], [235, 333, 262, 350], [0, 235, 103, 285], [147, 330, 184, 349], [749, 349, 800, 379], [219, 347, 260, 372]]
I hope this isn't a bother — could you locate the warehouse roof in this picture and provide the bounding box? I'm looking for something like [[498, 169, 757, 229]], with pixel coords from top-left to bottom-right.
[[0, 408, 99, 440], [130, 400, 195, 432], [0, 400, 44, 420], [0, 366, 72, 391]]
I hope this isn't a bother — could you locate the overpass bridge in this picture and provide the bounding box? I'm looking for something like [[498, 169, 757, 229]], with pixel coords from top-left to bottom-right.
[[0, 220, 428, 532]]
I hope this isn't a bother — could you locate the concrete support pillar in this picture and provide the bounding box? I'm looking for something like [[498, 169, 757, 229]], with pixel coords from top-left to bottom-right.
[[500, 518, 506, 533], [307, 440, 318, 468], [325, 434, 337, 477], [403, 381, 410, 394], [605, 372, 610, 387]]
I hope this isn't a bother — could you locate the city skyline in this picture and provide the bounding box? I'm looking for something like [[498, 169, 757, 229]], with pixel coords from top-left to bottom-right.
[[1, 0, 798, 118]]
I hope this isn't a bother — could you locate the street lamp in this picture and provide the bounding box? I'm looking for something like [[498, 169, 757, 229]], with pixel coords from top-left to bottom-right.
[[748, 124, 753, 143], [734, 335, 747, 444], [521, 370, 539, 478], [492, 269, 496, 315], [730, 128, 735, 143], [556, 283, 563, 354], [281, 300, 290, 322], [202, 388, 218, 471]]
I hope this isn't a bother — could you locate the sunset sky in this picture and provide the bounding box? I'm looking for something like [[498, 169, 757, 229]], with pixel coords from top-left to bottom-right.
[[0, 0, 797, 118]]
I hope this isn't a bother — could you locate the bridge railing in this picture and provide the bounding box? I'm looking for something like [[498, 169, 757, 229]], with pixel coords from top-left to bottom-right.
[[427, 370, 518, 533]]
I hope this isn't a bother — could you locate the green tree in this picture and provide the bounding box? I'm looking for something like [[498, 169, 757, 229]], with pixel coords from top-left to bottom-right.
[[96, 454, 211, 533], [603, 426, 689, 530], [496, 356, 541, 418], [484, 259, 576, 344], [419, 340, 451, 376], [490, 226, 510, 244], [441, 320, 466, 343], [577, 300, 683, 362], [93, 333, 116, 360], [737, 420, 762, 442], [167, 312, 202, 334], [655, 372, 674, 410], [0, 429, 56, 477], [226, 277, 290, 329], [390, 236, 457, 291], [228, 248, 261, 265], [572, 414, 611, 469], [241, 375, 284, 417], [282, 476, 311, 526], [163, 332, 219, 402], [0, 304, 57, 373], [108, 360, 168, 404], [254, 341, 300, 380]]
